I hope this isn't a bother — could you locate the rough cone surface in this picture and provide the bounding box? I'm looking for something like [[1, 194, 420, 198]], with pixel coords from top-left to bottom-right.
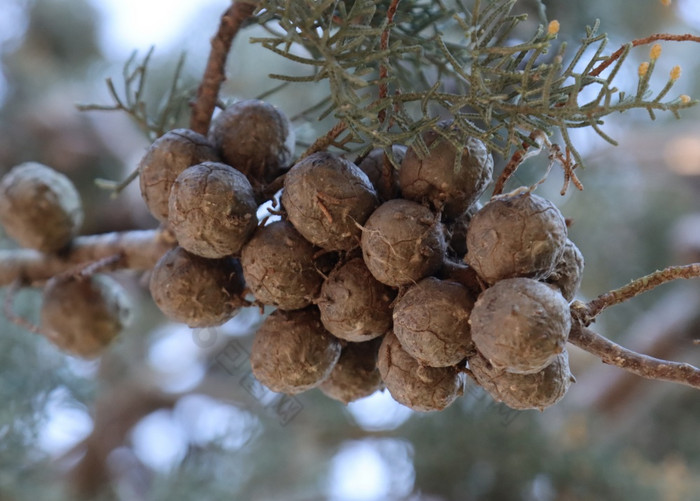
[[447, 202, 481, 258], [282, 152, 379, 251], [41, 274, 131, 358], [468, 350, 574, 410], [320, 338, 384, 404], [317, 257, 395, 342], [250, 308, 341, 394], [357, 145, 406, 201], [393, 277, 475, 367], [209, 99, 295, 189], [241, 220, 323, 310], [377, 332, 463, 412], [466, 190, 567, 284], [361, 199, 445, 286], [0, 162, 83, 252], [168, 162, 258, 258], [546, 238, 585, 302], [149, 247, 244, 327], [400, 122, 493, 219], [139, 129, 219, 223], [470, 277, 570, 374]]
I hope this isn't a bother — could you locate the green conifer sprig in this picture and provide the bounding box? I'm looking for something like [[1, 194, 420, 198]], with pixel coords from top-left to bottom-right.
[[254, 0, 696, 167], [77, 48, 191, 143], [77, 49, 193, 194]]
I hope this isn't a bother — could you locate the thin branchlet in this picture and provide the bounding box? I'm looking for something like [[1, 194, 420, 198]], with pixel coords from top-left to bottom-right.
[[591, 33, 700, 77], [77, 50, 192, 196], [569, 323, 700, 390], [492, 130, 582, 196], [573, 263, 700, 324], [0, 230, 176, 287], [77, 48, 191, 143], [190, 1, 257, 135], [378, 0, 402, 123], [300, 121, 350, 159]]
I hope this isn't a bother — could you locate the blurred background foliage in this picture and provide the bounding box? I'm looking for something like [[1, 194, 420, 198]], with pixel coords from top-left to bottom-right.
[[0, 0, 699, 500]]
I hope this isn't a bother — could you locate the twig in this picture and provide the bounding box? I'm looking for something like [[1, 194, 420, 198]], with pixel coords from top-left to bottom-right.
[[568, 322, 700, 390], [3, 279, 42, 334], [493, 129, 584, 197], [94, 167, 140, 197], [591, 33, 700, 77], [492, 130, 547, 196], [78, 48, 157, 140], [574, 263, 700, 323], [0, 229, 176, 287], [63, 254, 124, 282], [554, 144, 583, 195], [575, 287, 700, 414], [378, 0, 401, 124], [189, 1, 257, 135], [299, 121, 349, 159]]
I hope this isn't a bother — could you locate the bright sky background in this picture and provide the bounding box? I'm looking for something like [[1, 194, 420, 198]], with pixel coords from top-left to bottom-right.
[[90, 0, 227, 58]]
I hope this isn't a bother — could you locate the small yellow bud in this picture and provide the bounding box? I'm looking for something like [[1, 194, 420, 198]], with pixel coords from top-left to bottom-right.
[[650, 43, 662, 61], [670, 65, 682, 81], [660, 0, 671, 6], [638, 62, 650, 77], [548, 20, 560, 36], [680, 94, 690, 104]]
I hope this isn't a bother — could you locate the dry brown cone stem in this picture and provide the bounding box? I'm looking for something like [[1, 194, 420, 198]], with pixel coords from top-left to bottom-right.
[[569, 263, 700, 389], [574, 263, 700, 323], [300, 121, 349, 160], [569, 323, 700, 390], [189, 1, 257, 135], [0, 229, 175, 286]]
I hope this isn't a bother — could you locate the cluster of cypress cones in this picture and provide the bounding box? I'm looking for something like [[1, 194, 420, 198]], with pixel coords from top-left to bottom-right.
[[0, 98, 583, 411]]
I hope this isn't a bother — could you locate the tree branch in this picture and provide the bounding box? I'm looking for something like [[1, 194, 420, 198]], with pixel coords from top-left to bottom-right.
[[574, 263, 700, 323], [568, 322, 700, 390], [0, 229, 176, 286], [377, 0, 401, 124], [67, 380, 178, 497], [591, 33, 700, 77], [577, 287, 700, 413], [189, 1, 257, 135], [299, 121, 348, 159], [492, 131, 545, 196]]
